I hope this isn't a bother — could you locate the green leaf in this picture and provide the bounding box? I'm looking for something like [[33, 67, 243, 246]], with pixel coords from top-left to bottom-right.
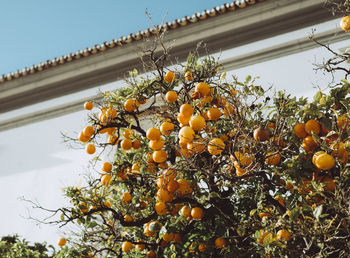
[[249, 209, 257, 217], [313, 90, 321, 104], [245, 75, 251, 84], [290, 207, 301, 221]]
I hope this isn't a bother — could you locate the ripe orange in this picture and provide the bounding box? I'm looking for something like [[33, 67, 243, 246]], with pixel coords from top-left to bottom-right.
[[58, 237, 66, 247], [84, 101, 93, 110], [147, 128, 161, 141], [191, 207, 203, 220], [340, 16, 350, 31], [101, 174, 112, 186], [187, 140, 205, 154], [276, 229, 291, 242], [153, 150, 167, 163], [149, 139, 165, 151], [177, 113, 191, 125], [123, 129, 134, 139], [122, 192, 132, 203], [106, 106, 117, 118], [302, 135, 318, 152], [122, 241, 133, 252], [198, 243, 209, 252], [195, 82, 211, 97], [265, 152, 281, 166], [86, 144, 96, 154], [208, 138, 225, 155], [132, 139, 141, 149], [121, 138, 132, 150], [160, 121, 174, 135], [78, 131, 90, 143], [179, 126, 195, 143], [157, 188, 173, 202], [83, 126, 95, 138], [185, 71, 193, 81], [189, 115, 205, 131], [223, 104, 235, 116], [305, 119, 320, 135], [162, 232, 173, 242], [314, 153, 335, 170], [180, 104, 194, 117], [166, 91, 178, 102], [214, 237, 226, 248], [257, 230, 269, 244], [102, 162, 112, 173], [164, 71, 175, 83], [180, 205, 191, 217], [124, 215, 133, 222], [294, 123, 307, 138], [253, 127, 270, 141], [167, 180, 179, 192], [124, 99, 137, 112], [207, 107, 222, 120], [321, 177, 336, 191], [155, 201, 167, 215], [146, 250, 156, 258], [135, 243, 145, 251]]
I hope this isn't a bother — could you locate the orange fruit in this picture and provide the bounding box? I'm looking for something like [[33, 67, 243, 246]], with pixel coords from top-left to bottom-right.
[[135, 243, 145, 251], [177, 179, 192, 196], [340, 16, 350, 31], [305, 119, 320, 135], [179, 126, 195, 143], [149, 139, 165, 151], [312, 151, 326, 165], [102, 162, 112, 173], [265, 152, 281, 166], [157, 188, 173, 202], [123, 129, 134, 139], [207, 107, 222, 120], [162, 232, 173, 242], [257, 230, 269, 244], [208, 138, 225, 155], [274, 195, 285, 207], [276, 229, 291, 242], [167, 180, 179, 192], [146, 250, 156, 258], [104, 201, 111, 208], [124, 99, 137, 112], [164, 71, 175, 83], [215, 237, 226, 248], [189, 115, 205, 131], [177, 112, 191, 125], [302, 135, 318, 152], [86, 144, 96, 154], [166, 91, 178, 102], [314, 153, 335, 170], [132, 139, 141, 149], [180, 104, 194, 117], [121, 138, 132, 150], [58, 237, 66, 247], [191, 207, 203, 220], [173, 233, 182, 243], [160, 121, 174, 135], [124, 215, 133, 222], [101, 174, 112, 186], [185, 71, 193, 81], [321, 177, 336, 191], [198, 243, 209, 252], [153, 150, 167, 163], [187, 140, 205, 154], [253, 127, 270, 141], [155, 201, 167, 215], [122, 241, 133, 252], [83, 126, 95, 138], [106, 106, 117, 118], [78, 131, 90, 143], [294, 123, 307, 138], [223, 104, 235, 116], [195, 82, 211, 97], [122, 192, 132, 203], [180, 205, 191, 217], [147, 128, 161, 141], [84, 101, 93, 110]]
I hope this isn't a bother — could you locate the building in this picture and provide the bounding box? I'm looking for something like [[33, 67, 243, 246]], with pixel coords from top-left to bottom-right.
[[0, 0, 347, 245]]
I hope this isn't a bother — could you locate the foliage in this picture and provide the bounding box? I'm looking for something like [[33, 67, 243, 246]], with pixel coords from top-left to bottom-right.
[[30, 19, 350, 258], [0, 235, 54, 258]]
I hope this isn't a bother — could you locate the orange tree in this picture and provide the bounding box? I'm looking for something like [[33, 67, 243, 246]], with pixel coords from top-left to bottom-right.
[[38, 27, 350, 257]]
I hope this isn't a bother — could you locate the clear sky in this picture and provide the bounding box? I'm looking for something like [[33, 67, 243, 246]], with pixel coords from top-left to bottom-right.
[[0, 0, 229, 76]]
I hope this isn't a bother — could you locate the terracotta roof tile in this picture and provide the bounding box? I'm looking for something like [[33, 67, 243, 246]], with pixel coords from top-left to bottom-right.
[[0, 0, 265, 84]]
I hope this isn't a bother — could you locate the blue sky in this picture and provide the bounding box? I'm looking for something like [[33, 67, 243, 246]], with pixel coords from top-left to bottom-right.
[[0, 0, 229, 75]]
